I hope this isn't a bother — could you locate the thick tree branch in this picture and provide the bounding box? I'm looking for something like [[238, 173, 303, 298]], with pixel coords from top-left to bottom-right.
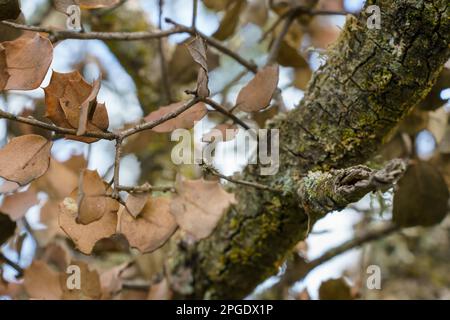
[[166, 0, 450, 299]]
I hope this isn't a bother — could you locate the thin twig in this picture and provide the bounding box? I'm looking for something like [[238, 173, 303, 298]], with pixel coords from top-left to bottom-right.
[[165, 18, 258, 74], [118, 183, 175, 194], [158, 0, 172, 104], [120, 98, 200, 138], [202, 164, 283, 193], [192, 0, 198, 29], [0, 252, 23, 278], [112, 137, 123, 198], [200, 97, 250, 130], [266, 12, 296, 66], [0, 20, 184, 41], [0, 109, 117, 140]]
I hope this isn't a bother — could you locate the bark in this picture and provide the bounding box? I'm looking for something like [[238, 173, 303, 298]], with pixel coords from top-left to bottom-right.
[[166, 0, 450, 299]]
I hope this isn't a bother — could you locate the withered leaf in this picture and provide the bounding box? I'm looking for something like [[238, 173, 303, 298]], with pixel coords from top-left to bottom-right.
[[74, 169, 118, 225], [0, 212, 16, 246], [170, 176, 236, 240], [53, 0, 120, 12], [125, 193, 148, 218], [0, 186, 39, 221], [144, 101, 207, 133], [0, 134, 52, 186], [213, 0, 247, 41], [393, 161, 449, 227], [24, 260, 63, 300], [187, 37, 210, 98], [277, 39, 308, 68], [61, 260, 102, 300], [236, 65, 279, 112], [319, 278, 353, 300], [1, 34, 53, 91], [44, 71, 109, 143], [118, 197, 177, 254], [59, 197, 118, 255]]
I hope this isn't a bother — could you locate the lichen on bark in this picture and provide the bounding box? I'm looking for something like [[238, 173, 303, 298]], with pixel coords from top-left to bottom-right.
[[165, 0, 450, 299]]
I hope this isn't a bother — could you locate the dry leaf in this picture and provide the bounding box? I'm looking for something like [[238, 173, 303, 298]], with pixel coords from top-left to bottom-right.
[[236, 65, 279, 112], [170, 176, 236, 240], [61, 260, 102, 300], [75, 169, 118, 225], [213, 0, 247, 41], [44, 71, 109, 143], [393, 161, 449, 227], [144, 101, 207, 133], [24, 260, 63, 300], [118, 197, 177, 253], [1, 34, 53, 91], [0, 186, 39, 221], [0, 134, 52, 186], [125, 193, 148, 218], [59, 197, 118, 255], [187, 37, 210, 98]]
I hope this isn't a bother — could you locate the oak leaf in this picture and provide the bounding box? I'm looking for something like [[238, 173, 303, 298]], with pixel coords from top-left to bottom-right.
[[0, 134, 52, 186], [59, 197, 118, 255], [1, 34, 53, 91], [24, 260, 63, 300], [236, 65, 279, 112], [170, 176, 236, 240], [0, 186, 38, 221], [118, 197, 177, 253]]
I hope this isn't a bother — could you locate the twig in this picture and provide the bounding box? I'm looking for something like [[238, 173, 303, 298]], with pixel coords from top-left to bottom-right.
[[200, 97, 250, 130], [192, 0, 198, 29], [158, 0, 172, 104], [118, 183, 175, 194], [0, 109, 117, 140], [120, 98, 200, 138], [0, 252, 23, 278], [202, 164, 284, 194], [0, 20, 184, 41], [266, 12, 296, 66], [112, 137, 123, 199], [165, 18, 258, 74], [259, 223, 399, 299]]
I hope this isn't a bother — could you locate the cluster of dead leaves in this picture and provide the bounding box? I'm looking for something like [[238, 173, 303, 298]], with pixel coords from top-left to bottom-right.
[[44, 71, 109, 143], [52, 0, 120, 12], [0, 33, 53, 91], [57, 171, 235, 255]]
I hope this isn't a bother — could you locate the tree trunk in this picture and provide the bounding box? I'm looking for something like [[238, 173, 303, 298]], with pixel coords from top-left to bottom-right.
[[166, 0, 450, 299]]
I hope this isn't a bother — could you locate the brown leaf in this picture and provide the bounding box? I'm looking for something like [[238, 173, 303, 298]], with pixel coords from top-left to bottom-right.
[[213, 0, 247, 41], [393, 161, 449, 227], [75, 169, 118, 225], [294, 66, 312, 90], [0, 212, 16, 246], [276, 39, 308, 68], [236, 65, 279, 112], [0, 134, 52, 186], [202, 123, 238, 142], [44, 71, 109, 143], [0, 45, 9, 89], [59, 197, 118, 255], [1, 33, 53, 91], [24, 260, 63, 300], [144, 101, 207, 133], [33, 157, 80, 199], [0, 186, 39, 221], [170, 176, 236, 240], [319, 278, 353, 300], [36, 200, 65, 245], [124, 193, 148, 218], [61, 260, 102, 300], [118, 197, 177, 253]]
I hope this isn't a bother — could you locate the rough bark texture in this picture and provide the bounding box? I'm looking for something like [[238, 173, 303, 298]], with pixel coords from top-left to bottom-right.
[[166, 0, 450, 299]]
